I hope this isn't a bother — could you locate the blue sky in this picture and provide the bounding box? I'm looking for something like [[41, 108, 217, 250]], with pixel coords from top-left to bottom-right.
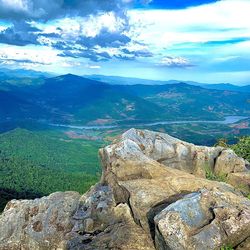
[[0, 0, 249, 84]]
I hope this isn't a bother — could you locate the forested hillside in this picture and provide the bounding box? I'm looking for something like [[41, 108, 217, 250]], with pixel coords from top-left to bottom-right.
[[0, 74, 249, 125], [0, 128, 103, 211]]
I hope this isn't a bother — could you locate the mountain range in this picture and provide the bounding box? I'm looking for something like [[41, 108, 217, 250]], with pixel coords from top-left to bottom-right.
[[0, 72, 249, 125], [88, 74, 250, 93]]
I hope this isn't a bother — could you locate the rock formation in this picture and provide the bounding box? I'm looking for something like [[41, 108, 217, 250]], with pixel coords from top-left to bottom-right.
[[0, 128, 250, 250]]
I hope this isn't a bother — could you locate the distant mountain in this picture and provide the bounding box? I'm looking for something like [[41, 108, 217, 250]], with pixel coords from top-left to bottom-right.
[[0, 73, 249, 125], [0, 68, 54, 79], [86, 74, 178, 85], [124, 83, 250, 120], [201, 83, 250, 93], [87, 74, 250, 93], [0, 68, 51, 90], [0, 74, 165, 124]]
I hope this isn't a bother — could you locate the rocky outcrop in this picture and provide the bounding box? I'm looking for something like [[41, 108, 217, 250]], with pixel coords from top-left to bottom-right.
[[214, 149, 247, 175], [154, 189, 250, 250], [0, 192, 81, 249], [0, 128, 250, 250]]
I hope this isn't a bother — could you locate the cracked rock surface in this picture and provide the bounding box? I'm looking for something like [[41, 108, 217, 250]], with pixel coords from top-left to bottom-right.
[[0, 128, 250, 250]]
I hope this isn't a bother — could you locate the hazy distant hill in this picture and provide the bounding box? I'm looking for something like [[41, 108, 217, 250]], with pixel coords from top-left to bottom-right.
[[0, 73, 249, 125], [124, 83, 250, 119], [87, 74, 250, 93], [201, 83, 250, 93], [87, 74, 180, 85], [0, 68, 53, 79]]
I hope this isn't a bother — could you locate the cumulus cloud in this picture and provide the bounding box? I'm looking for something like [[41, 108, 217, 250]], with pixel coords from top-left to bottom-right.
[[128, 0, 250, 48], [0, 11, 153, 62], [121, 48, 153, 57], [0, 0, 162, 64], [58, 50, 112, 62], [0, 45, 59, 65], [77, 28, 131, 48], [0, 0, 130, 21], [158, 56, 194, 68], [0, 21, 40, 46], [1, 0, 248, 80], [0, 1, 149, 62]]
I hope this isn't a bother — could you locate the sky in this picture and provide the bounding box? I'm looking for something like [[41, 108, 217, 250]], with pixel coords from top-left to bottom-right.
[[0, 0, 250, 84]]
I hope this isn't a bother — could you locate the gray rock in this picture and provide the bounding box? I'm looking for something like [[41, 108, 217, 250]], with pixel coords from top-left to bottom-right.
[[0, 191, 80, 249], [214, 149, 247, 176], [154, 189, 250, 250]]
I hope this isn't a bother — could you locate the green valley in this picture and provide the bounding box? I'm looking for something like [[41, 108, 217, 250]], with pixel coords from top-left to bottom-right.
[[0, 128, 103, 211]]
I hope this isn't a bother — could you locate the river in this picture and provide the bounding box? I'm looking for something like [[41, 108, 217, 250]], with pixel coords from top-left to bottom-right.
[[49, 116, 248, 130]]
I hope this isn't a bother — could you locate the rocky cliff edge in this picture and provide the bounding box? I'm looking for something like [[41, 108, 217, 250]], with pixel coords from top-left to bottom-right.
[[0, 128, 250, 250]]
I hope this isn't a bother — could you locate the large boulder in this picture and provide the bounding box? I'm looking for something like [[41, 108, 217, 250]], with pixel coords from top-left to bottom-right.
[[0, 192, 81, 249], [100, 128, 224, 178], [154, 189, 250, 250], [0, 184, 154, 250], [0, 128, 250, 250], [214, 149, 247, 176]]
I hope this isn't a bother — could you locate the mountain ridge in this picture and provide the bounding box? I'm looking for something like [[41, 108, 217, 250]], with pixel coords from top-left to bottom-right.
[[87, 74, 250, 92], [0, 73, 249, 125]]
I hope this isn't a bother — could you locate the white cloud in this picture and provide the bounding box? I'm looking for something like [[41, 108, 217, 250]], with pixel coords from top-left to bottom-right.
[[0, 26, 6, 32], [42, 12, 127, 39], [0, 44, 95, 72], [0, 45, 59, 65], [0, 0, 129, 21], [61, 61, 82, 68], [87, 65, 101, 69], [1, 0, 29, 12], [0, 0, 249, 83], [158, 56, 193, 68], [128, 0, 250, 48], [82, 12, 126, 37]]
